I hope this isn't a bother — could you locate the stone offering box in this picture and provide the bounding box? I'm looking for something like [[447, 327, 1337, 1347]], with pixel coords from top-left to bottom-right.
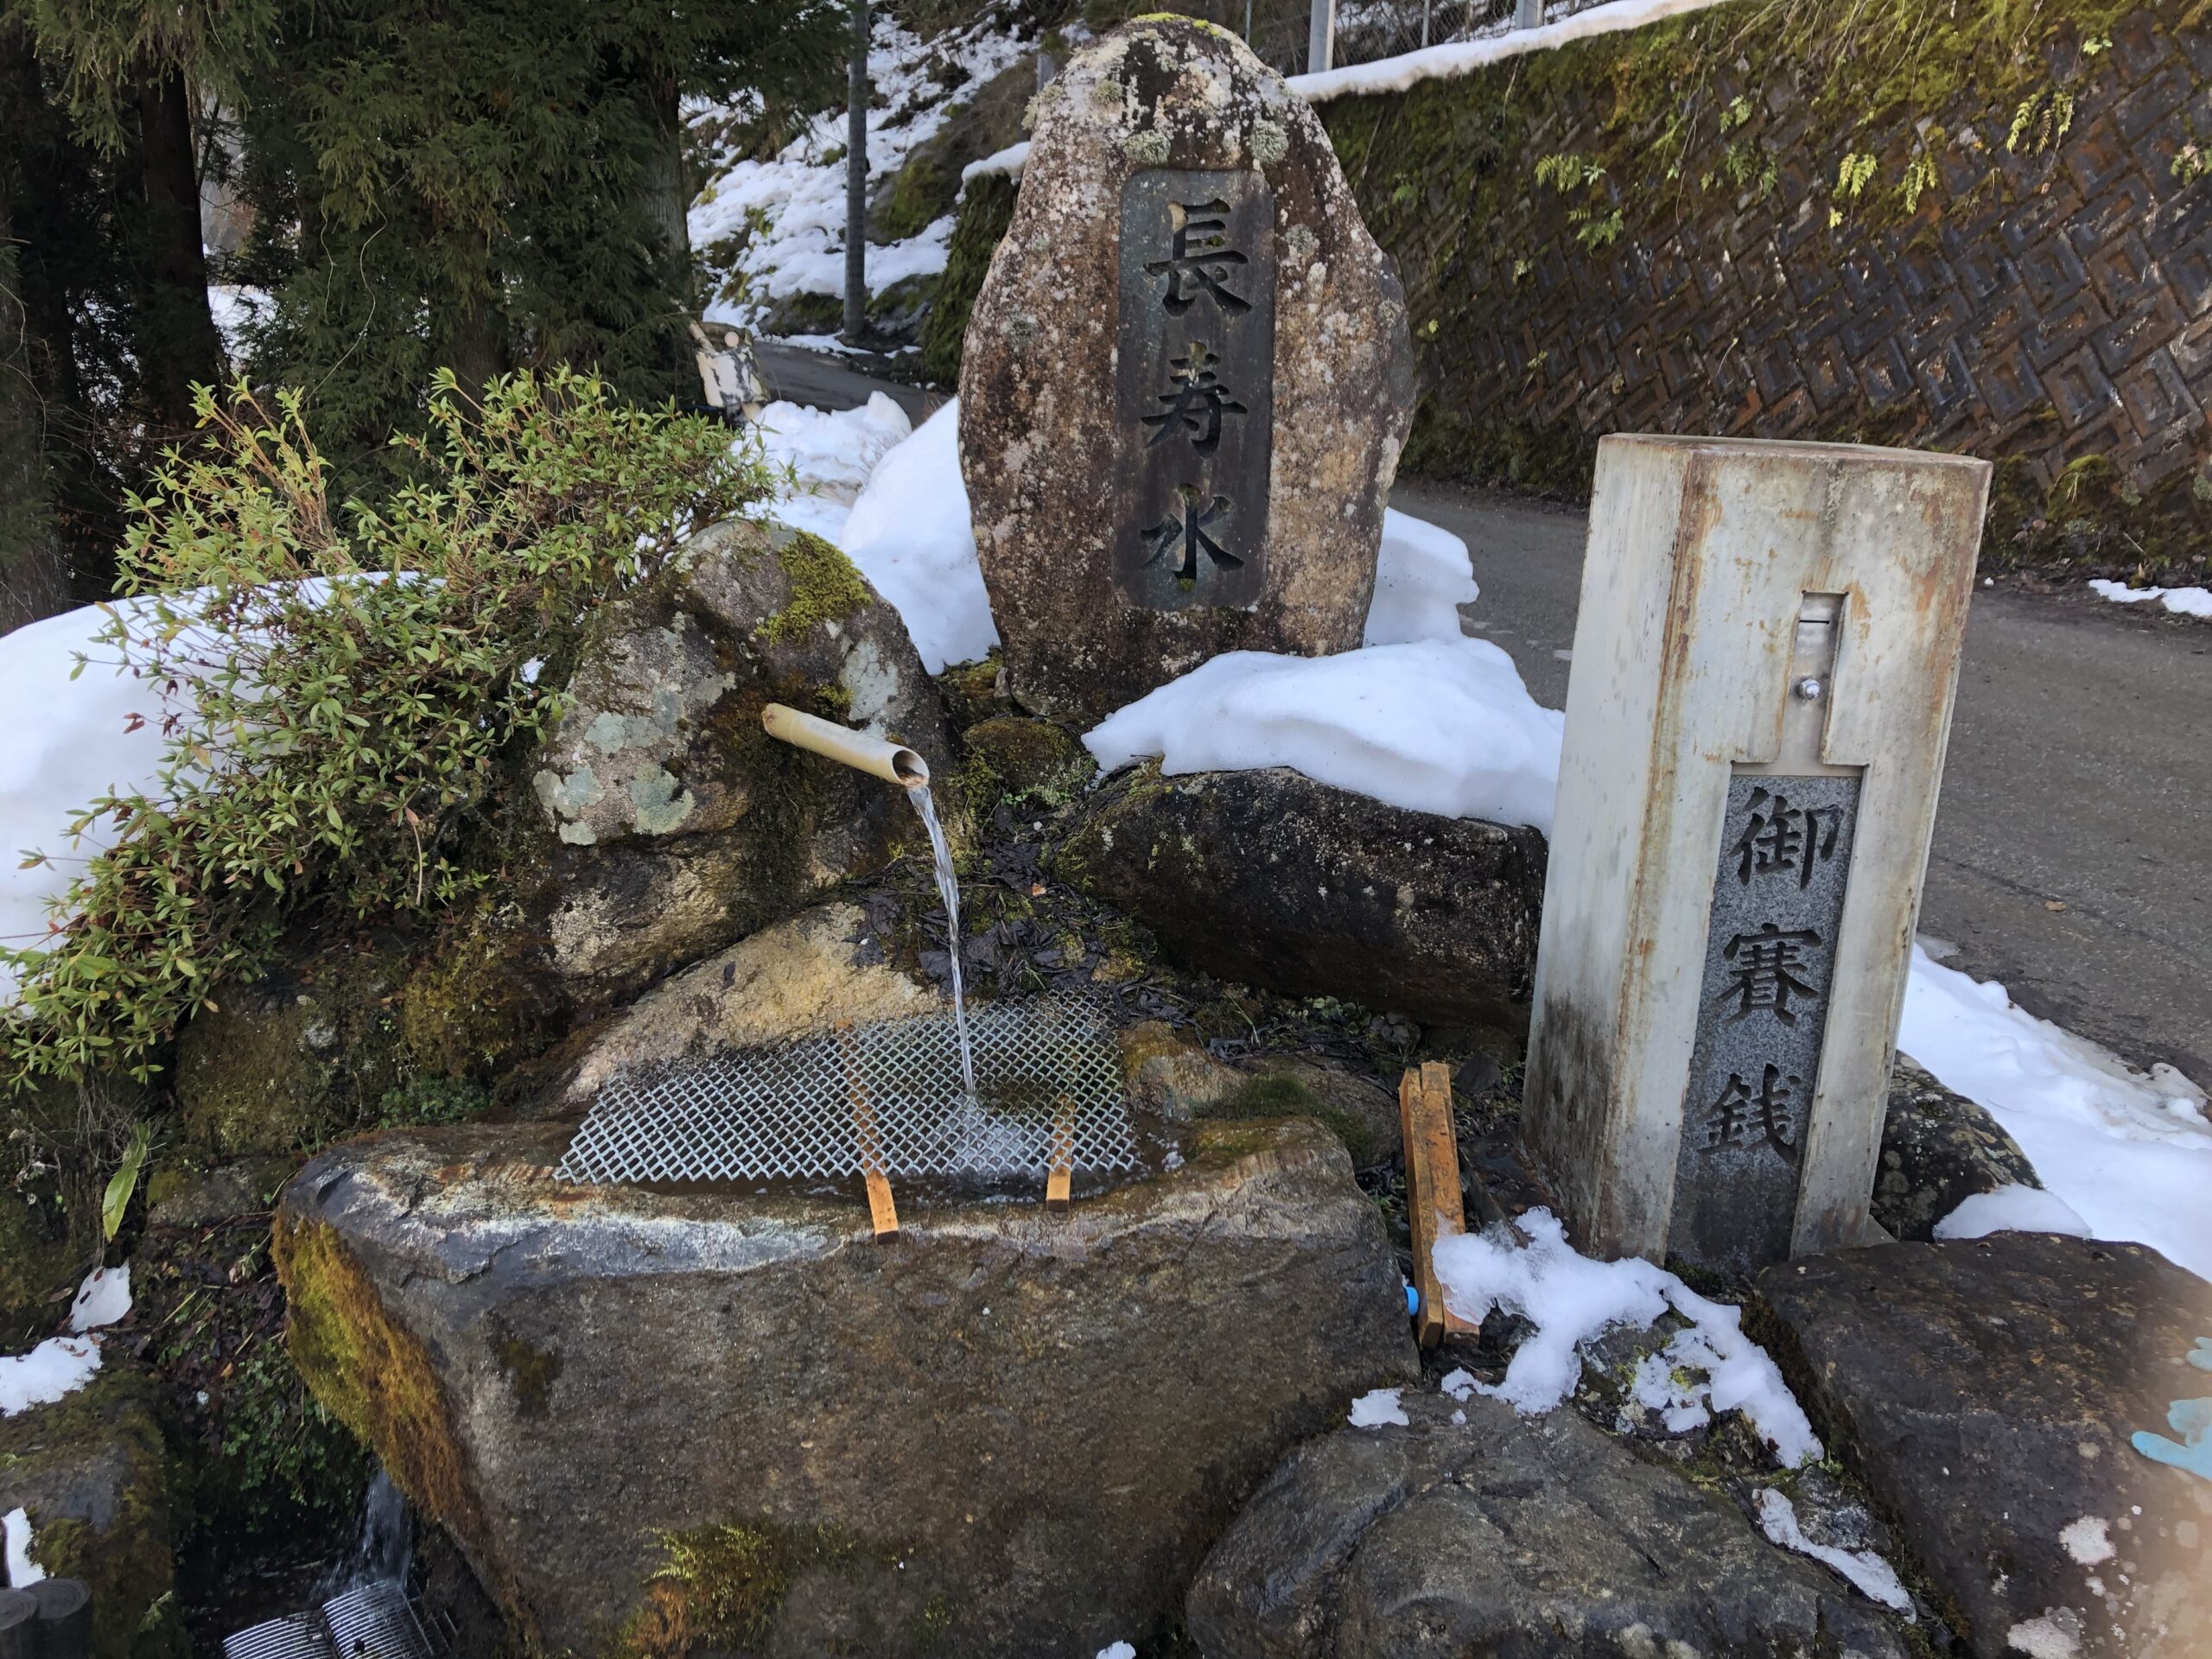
[[961, 16, 1414, 725], [1525, 435, 1989, 1276]]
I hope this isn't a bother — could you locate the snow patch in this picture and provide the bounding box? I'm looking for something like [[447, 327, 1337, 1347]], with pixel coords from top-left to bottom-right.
[[1432, 1208, 1821, 1466], [1348, 1387, 1409, 1427], [1096, 1644, 1136, 1659], [1753, 1488, 1915, 1615], [690, 17, 1025, 320], [753, 393, 914, 514], [2007, 1608, 2086, 1659], [1366, 509, 1480, 646], [1898, 944, 2212, 1281], [2057, 1515, 2114, 1567], [0, 602, 176, 999], [2, 1508, 40, 1587], [0, 1335, 103, 1418], [68, 1264, 130, 1334], [1933, 1184, 2091, 1243], [1084, 639, 1563, 835], [837, 402, 1000, 674], [2087, 578, 2212, 620]]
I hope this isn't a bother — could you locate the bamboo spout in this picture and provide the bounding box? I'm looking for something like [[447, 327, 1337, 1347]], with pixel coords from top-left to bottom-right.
[[761, 702, 928, 787]]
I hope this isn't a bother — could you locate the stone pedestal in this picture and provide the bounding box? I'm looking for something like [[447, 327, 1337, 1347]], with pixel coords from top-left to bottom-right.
[[1523, 436, 1987, 1272], [274, 1117, 1414, 1658], [958, 16, 1414, 725]]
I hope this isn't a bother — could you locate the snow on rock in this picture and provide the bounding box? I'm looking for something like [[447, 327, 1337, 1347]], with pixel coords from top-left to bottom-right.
[[1348, 1387, 1410, 1427], [837, 401, 999, 675], [1432, 1208, 1821, 1467], [1933, 1184, 2091, 1243], [2087, 578, 2212, 620], [1084, 639, 1563, 835], [1096, 1644, 1136, 1659], [0, 602, 174, 999], [2, 1507, 40, 1587], [67, 1264, 130, 1335], [1752, 1488, 1915, 1614], [688, 16, 1025, 320], [1898, 944, 2212, 1281], [0, 1336, 103, 1419], [1366, 509, 1480, 646]]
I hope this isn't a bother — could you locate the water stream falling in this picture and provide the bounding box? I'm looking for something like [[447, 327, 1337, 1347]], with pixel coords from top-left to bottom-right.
[[906, 779, 979, 1105], [316, 1465, 412, 1596]]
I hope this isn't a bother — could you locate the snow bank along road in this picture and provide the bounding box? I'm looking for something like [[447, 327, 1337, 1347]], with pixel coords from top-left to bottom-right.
[[1395, 477, 2212, 1090]]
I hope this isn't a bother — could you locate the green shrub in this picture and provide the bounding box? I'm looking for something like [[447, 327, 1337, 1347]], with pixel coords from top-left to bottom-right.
[[2, 369, 774, 1090]]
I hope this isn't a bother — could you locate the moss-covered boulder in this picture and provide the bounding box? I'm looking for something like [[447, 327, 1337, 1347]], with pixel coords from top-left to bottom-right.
[[523, 518, 952, 1014], [0, 1365, 186, 1658], [956, 714, 1096, 814], [274, 1116, 1415, 1657]]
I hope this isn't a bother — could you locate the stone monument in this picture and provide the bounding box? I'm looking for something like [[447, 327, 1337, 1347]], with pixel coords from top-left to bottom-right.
[[1522, 436, 1989, 1275], [959, 16, 1414, 725]]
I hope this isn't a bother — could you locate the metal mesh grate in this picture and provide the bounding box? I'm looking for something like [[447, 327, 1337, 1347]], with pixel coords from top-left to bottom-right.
[[225, 1580, 440, 1659], [556, 995, 1141, 1187]]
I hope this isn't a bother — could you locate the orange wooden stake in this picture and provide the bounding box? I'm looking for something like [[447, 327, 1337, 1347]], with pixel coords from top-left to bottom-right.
[[1046, 1096, 1075, 1211], [839, 1023, 899, 1242], [1400, 1062, 1478, 1346]]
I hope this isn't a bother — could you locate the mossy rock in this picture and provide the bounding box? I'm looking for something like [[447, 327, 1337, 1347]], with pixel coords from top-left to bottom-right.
[[271, 1212, 493, 1586], [956, 715, 1096, 815], [0, 1177, 78, 1344], [0, 1364, 187, 1658], [174, 939, 409, 1159]]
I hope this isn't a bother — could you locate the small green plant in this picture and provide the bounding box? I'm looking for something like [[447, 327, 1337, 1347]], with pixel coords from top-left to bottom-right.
[[1900, 150, 1941, 213], [3, 370, 773, 1090], [2007, 87, 2075, 154], [100, 1122, 150, 1241], [1835, 151, 1878, 200], [2176, 143, 2211, 188]]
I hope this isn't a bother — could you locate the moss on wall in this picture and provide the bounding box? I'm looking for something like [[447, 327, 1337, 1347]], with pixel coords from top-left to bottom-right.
[[920, 171, 1019, 386]]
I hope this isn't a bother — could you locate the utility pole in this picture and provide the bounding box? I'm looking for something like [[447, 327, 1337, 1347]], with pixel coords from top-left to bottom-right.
[[843, 0, 868, 345], [1307, 0, 1334, 73]]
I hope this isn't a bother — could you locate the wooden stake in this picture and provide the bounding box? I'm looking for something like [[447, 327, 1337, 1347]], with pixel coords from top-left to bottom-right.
[[1046, 1096, 1075, 1211], [838, 1023, 899, 1242], [1400, 1062, 1478, 1346]]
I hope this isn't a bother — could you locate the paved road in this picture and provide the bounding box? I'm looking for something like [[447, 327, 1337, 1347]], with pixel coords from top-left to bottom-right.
[[751, 342, 2212, 1084], [1396, 478, 2212, 1087], [753, 339, 946, 427]]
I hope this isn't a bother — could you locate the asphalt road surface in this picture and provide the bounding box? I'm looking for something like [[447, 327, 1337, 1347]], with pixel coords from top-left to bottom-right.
[[753, 343, 2212, 1085], [1396, 477, 2212, 1088]]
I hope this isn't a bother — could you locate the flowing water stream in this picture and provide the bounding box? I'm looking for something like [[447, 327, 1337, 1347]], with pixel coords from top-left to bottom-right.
[[906, 780, 978, 1105]]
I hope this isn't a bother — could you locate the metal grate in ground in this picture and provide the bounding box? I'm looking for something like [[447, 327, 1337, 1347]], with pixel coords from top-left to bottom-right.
[[556, 995, 1141, 1188], [224, 1580, 442, 1659]]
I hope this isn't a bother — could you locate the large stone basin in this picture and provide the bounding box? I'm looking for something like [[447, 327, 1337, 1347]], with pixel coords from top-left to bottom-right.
[[274, 1116, 1414, 1657]]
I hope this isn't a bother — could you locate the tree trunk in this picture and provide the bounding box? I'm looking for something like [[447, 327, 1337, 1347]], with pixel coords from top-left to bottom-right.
[[0, 33, 73, 632], [133, 62, 221, 433], [640, 69, 695, 389]]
